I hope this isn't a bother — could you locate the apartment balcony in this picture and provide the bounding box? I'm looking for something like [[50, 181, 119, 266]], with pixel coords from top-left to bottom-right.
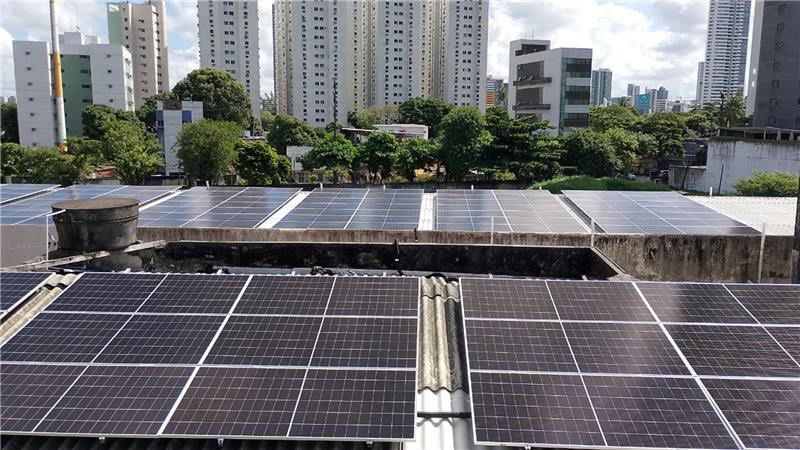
[[513, 103, 551, 111], [513, 76, 552, 87]]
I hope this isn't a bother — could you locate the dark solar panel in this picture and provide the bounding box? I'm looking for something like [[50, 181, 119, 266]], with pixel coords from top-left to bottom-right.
[[704, 378, 800, 450], [769, 327, 800, 362], [46, 273, 165, 312], [0, 312, 130, 363], [312, 317, 417, 368], [35, 365, 192, 435], [563, 190, 760, 235], [0, 364, 86, 432], [288, 369, 416, 440], [667, 324, 800, 376], [0, 272, 50, 311], [326, 277, 418, 316], [138, 274, 249, 314], [725, 284, 800, 325], [471, 371, 605, 447], [95, 314, 224, 364], [637, 282, 756, 323], [563, 322, 690, 375], [547, 280, 655, 322], [464, 320, 577, 372], [275, 188, 367, 229], [205, 315, 321, 366], [233, 276, 334, 315], [346, 190, 423, 230], [584, 375, 738, 449], [163, 367, 305, 437], [460, 278, 558, 320], [0, 183, 58, 204]]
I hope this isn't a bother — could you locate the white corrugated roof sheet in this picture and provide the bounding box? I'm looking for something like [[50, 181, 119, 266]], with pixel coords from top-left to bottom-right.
[[688, 196, 796, 236]]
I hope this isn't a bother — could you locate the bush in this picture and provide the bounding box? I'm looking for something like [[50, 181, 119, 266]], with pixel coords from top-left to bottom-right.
[[21, 148, 91, 185], [531, 175, 672, 194], [733, 171, 798, 197]]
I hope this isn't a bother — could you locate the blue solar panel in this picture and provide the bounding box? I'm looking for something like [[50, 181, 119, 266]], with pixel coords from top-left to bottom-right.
[[0, 184, 58, 204]]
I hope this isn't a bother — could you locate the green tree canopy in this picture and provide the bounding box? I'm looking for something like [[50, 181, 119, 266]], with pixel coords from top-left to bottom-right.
[[172, 68, 252, 128], [395, 138, 435, 182], [438, 106, 492, 181], [1, 142, 26, 178], [235, 140, 291, 185], [588, 105, 640, 133], [719, 93, 747, 128], [260, 111, 276, 134], [602, 128, 656, 173], [176, 119, 242, 184], [81, 104, 141, 140], [639, 112, 688, 161], [1, 103, 19, 143], [399, 97, 453, 137], [347, 110, 375, 129], [21, 147, 90, 185], [103, 120, 163, 185], [67, 136, 106, 167], [733, 171, 798, 196], [358, 131, 398, 183], [560, 128, 622, 178], [268, 114, 316, 154], [300, 132, 358, 182]]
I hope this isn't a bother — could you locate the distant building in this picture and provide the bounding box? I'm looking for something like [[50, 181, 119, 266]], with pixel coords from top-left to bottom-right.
[[696, 61, 705, 103], [485, 76, 504, 109], [13, 32, 134, 148], [627, 84, 640, 97], [0, 96, 16, 104], [699, 0, 751, 104], [507, 39, 592, 134], [156, 100, 203, 175], [634, 92, 652, 115], [748, 0, 800, 129], [107, 1, 168, 108], [590, 69, 612, 106], [342, 123, 429, 144]]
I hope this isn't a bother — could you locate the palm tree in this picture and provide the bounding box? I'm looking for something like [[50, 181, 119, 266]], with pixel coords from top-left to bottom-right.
[[617, 97, 630, 107]]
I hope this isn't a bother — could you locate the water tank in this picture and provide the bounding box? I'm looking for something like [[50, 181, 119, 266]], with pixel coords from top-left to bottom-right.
[[51, 197, 139, 252]]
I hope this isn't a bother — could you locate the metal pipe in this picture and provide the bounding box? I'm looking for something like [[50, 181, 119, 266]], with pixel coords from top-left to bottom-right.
[[50, 0, 67, 151]]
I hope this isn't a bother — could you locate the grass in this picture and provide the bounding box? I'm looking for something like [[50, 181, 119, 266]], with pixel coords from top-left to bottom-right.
[[531, 176, 672, 194]]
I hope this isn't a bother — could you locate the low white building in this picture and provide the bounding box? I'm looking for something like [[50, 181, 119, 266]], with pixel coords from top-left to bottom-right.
[[156, 100, 203, 175], [374, 124, 429, 140]]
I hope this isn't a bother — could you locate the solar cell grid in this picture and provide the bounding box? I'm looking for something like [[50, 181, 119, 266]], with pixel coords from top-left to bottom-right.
[[233, 276, 334, 315], [0, 364, 86, 432], [637, 282, 756, 323], [704, 378, 800, 450], [464, 320, 577, 372], [0, 312, 130, 363], [667, 324, 800, 377], [346, 190, 423, 231], [288, 369, 416, 440], [0, 272, 50, 311], [274, 188, 367, 230], [0, 184, 58, 204], [725, 284, 800, 325], [46, 273, 164, 312], [326, 276, 419, 316], [583, 375, 738, 450], [35, 365, 193, 436], [311, 317, 417, 368], [547, 280, 655, 322], [163, 367, 305, 437], [460, 278, 558, 320], [138, 274, 249, 314], [769, 327, 800, 362]]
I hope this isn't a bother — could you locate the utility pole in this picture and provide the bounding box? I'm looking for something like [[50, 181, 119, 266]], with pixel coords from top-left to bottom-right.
[[50, 0, 67, 151], [793, 169, 800, 283]]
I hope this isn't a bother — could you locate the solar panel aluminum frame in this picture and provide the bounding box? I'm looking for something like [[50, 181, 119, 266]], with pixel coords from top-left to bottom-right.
[[0, 272, 52, 320], [0, 184, 59, 205]]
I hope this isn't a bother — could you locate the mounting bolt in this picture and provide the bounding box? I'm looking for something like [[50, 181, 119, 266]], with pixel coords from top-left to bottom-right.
[[217, 437, 224, 447], [98, 437, 106, 444]]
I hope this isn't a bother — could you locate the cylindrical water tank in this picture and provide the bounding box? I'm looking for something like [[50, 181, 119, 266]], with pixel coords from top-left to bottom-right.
[[51, 197, 139, 252]]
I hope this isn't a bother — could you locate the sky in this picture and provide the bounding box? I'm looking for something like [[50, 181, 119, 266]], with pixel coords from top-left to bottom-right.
[[0, 0, 712, 102]]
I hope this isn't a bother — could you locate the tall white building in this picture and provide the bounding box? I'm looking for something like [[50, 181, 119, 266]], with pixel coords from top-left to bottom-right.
[[107, 0, 169, 108], [13, 32, 134, 148], [273, 0, 489, 126], [696, 61, 705, 102], [590, 68, 612, 106], [198, 0, 261, 118], [699, 0, 751, 105]]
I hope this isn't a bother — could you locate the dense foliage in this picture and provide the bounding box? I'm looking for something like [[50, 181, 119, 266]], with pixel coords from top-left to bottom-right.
[[733, 171, 798, 197], [103, 120, 163, 185], [172, 68, 252, 128], [176, 120, 242, 184], [1, 103, 19, 143], [268, 114, 316, 154], [300, 133, 358, 182], [235, 141, 291, 185]]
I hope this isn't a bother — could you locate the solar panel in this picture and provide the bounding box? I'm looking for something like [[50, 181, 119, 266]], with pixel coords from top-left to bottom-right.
[[0, 272, 51, 316], [311, 317, 417, 368], [638, 282, 756, 323], [769, 327, 800, 361], [725, 284, 800, 325], [137, 274, 249, 314], [460, 278, 558, 320], [584, 375, 738, 449], [46, 273, 165, 312], [35, 365, 193, 436], [547, 280, 655, 322], [233, 276, 334, 315], [464, 320, 577, 372], [326, 276, 419, 316], [0, 185, 175, 225], [435, 189, 587, 233], [274, 188, 368, 229], [0, 364, 86, 432], [704, 378, 800, 450], [563, 190, 760, 235], [288, 369, 416, 440], [0, 184, 58, 204], [138, 187, 300, 228]]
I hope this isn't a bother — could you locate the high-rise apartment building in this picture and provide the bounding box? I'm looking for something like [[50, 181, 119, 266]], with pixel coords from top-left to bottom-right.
[[13, 32, 134, 148], [696, 61, 705, 102], [273, 0, 488, 126], [199, 0, 260, 118], [485, 76, 504, 108], [590, 68, 612, 106], [507, 39, 592, 133], [748, 1, 800, 129], [107, 0, 169, 108], [627, 84, 640, 97], [699, 0, 751, 105]]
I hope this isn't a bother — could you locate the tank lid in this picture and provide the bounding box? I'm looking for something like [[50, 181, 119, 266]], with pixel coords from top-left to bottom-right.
[[51, 197, 139, 211]]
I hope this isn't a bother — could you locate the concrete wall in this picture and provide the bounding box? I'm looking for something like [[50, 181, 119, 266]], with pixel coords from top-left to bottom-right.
[[669, 166, 708, 192]]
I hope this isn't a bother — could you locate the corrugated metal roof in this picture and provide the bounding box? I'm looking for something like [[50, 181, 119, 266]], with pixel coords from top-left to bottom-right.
[[0, 272, 77, 344], [418, 276, 464, 392], [689, 196, 796, 236]]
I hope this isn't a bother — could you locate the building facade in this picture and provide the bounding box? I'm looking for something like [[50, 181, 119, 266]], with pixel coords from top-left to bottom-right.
[[273, 0, 489, 126], [198, 0, 260, 118], [696, 61, 705, 102], [107, 0, 169, 108], [485, 76, 504, 108], [590, 68, 612, 106], [699, 0, 751, 105], [748, 0, 800, 129], [156, 100, 203, 174], [627, 83, 640, 97], [13, 33, 134, 148], [507, 39, 592, 133]]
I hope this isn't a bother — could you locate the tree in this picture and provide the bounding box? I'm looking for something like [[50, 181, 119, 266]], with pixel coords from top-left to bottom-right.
[[1, 143, 26, 178], [395, 138, 435, 182], [235, 140, 291, 185], [172, 68, 252, 128], [719, 93, 746, 128], [589, 105, 640, 133], [103, 120, 163, 185], [602, 128, 642, 173], [261, 111, 276, 134], [67, 136, 106, 167], [639, 112, 688, 162], [399, 98, 453, 137], [347, 110, 375, 129], [1, 103, 19, 143], [21, 147, 90, 185], [358, 131, 398, 183], [136, 93, 176, 132], [176, 120, 242, 184], [369, 105, 401, 124], [616, 97, 630, 107], [82, 104, 141, 140], [438, 106, 492, 181], [560, 128, 621, 178], [733, 171, 798, 196], [300, 132, 358, 182], [268, 114, 316, 154]]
